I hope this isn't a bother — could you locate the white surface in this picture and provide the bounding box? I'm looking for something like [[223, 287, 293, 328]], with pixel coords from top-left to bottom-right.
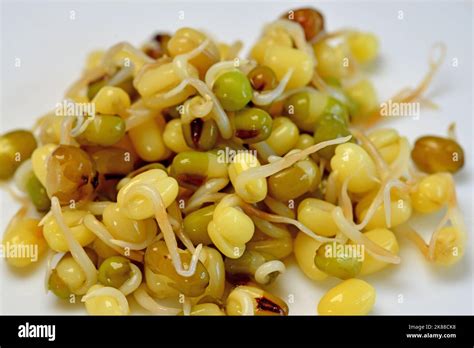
[[0, 0, 473, 315]]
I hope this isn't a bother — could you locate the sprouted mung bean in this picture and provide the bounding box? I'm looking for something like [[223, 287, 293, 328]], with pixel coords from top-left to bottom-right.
[[0, 7, 467, 316]]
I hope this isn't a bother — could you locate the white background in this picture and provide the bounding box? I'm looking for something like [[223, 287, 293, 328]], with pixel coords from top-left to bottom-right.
[[0, 0, 472, 314]]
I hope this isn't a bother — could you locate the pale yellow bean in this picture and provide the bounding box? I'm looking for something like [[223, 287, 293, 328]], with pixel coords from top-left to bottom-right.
[[128, 115, 171, 162], [263, 45, 315, 90], [294, 232, 327, 281], [265, 117, 299, 156], [297, 198, 339, 237], [358, 228, 399, 275], [2, 218, 47, 267], [43, 210, 96, 252], [31, 144, 57, 187], [163, 119, 192, 153], [318, 279, 376, 315]]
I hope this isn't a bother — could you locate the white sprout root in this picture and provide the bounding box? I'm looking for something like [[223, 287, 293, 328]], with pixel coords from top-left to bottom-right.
[[263, 196, 295, 219], [173, 39, 211, 80], [332, 207, 400, 264], [235, 135, 352, 198], [351, 128, 410, 230], [241, 201, 338, 244], [101, 41, 153, 75], [363, 42, 446, 126], [51, 197, 97, 294], [255, 260, 286, 284], [227, 288, 255, 316], [167, 202, 196, 253], [133, 284, 181, 315], [252, 69, 293, 106], [427, 174, 466, 260], [205, 59, 251, 89], [44, 251, 67, 294], [184, 178, 229, 214], [143, 77, 232, 139], [132, 184, 202, 277], [118, 263, 143, 296], [181, 95, 214, 124], [338, 174, 353, 221], [390, 172, 465, 265]]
